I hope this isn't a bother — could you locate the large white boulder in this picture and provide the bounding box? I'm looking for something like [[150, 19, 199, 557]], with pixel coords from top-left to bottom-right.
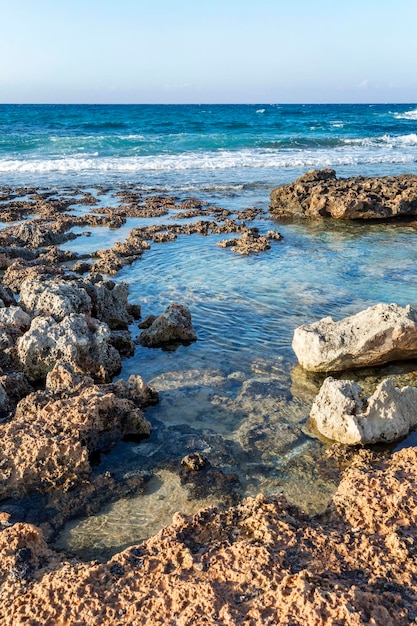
[[292, 303, 417, 372], [310, 376, 417, 445]]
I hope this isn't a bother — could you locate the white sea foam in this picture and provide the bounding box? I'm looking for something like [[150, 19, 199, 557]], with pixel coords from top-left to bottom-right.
[[393, 109, 417, 120], [1, 143, 416, 176]]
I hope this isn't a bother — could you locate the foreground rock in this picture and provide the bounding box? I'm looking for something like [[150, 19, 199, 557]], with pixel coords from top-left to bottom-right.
[[0, 446, 416, 624], [139, 303, 197, 347], [0, 363, 155, 499], [17, 314, 121, 382], [310, 377, 417, 444], [292, 303, 417, 372], [270, 169, 417, 219]]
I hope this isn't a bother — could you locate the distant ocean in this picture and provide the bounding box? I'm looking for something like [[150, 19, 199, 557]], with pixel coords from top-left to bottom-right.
[[1, 103, 417, 190]]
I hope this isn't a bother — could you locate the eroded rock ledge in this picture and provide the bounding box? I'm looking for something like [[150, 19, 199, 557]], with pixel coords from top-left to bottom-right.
[[0, 446, 416, 625], [270, 169, 417, 219]]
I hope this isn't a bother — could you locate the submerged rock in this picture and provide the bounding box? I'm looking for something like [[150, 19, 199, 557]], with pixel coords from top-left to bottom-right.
[[17, 314, 121, 382], [139, 303, 197, 348], [292, 303, 417, 372], [310, 376, 417, 444], [270, 169, 417, 219]]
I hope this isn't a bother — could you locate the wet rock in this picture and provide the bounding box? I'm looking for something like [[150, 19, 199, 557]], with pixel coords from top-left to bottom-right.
[[218, 230, 282, 255], [139, 304, 197, 348], [0, 284, 16, 307], [110, 330, 135, 356], [181, 453, 207, 472], [17, 314, 122, 382], [293, 303, 417, 372], [72, 261, 92, 274], [81, 276, 133, 329], [270, 169, 417, 219], [310, 376, 417, 445], [138, 314, 157, 329]]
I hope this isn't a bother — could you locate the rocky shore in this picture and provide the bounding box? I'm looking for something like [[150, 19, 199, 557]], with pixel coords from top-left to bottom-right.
[[1, 179, 417, 623]]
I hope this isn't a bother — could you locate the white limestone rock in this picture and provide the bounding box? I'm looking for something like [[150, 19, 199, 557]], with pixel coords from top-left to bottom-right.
[[17, 313, 121, 382], [292, 303, 417, 372], [310, 376, 417, 445], [20, 279, 92, 321], [0, 306, 31, 330]]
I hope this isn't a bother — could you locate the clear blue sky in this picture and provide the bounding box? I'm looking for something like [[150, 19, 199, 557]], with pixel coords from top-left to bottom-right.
[[1, 0, 416, 104]]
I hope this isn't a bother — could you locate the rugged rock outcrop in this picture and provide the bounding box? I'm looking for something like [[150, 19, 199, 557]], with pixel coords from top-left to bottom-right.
[[270, 169, 417, 219], [19, 276, 134, 329], [139, 303, 197, 347], [217, 230, 282, 255], [19, 279, 92, 321], [292, 303, 417, 372], [17, 314, 121, 381], [310, 376, 417, 444], [0, 363, 154, 499], [0, 446, 416, 624]]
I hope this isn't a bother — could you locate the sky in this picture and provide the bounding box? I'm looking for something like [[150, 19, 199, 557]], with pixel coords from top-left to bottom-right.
[[0, 0, 416, 104]]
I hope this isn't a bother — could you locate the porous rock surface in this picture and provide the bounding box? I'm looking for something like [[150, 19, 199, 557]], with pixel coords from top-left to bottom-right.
[[17, 313, 121, 381], [270, 169, 417, 219], [139, 303, 197, 347], [310, 376, 417, 444], [0, 446, 416, 625], [0, 363, 153, 499], [292, 303, 417, 372], [19, 276, 133, 329]]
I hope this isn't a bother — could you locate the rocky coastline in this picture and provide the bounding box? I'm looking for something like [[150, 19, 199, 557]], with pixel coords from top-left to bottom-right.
[[1, 175, 417, 623]]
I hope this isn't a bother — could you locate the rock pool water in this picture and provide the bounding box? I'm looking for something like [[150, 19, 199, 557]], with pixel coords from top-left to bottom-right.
[[55, 186, 417, 559]]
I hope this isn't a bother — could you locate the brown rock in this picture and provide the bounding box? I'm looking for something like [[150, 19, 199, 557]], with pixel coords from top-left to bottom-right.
[[270, 170, 417, 219]]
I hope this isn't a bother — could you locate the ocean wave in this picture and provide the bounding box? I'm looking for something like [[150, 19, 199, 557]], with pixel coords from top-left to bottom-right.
[[393, 109, 417, 120], [1, 146, 416, 174]]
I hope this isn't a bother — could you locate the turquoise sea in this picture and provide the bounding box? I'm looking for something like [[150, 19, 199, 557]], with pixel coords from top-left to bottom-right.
[[2, 104, 417, 557]]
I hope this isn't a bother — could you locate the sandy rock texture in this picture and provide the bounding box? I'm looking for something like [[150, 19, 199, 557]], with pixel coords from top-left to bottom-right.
[[310, 377, 417, 444], [270, 169, 417, 219], [292, 303, 417, 372], [0, 446, 416, 625], [17, 313, 121, 382], [0, 363, 154, 499], [139, 303, 197, 348]]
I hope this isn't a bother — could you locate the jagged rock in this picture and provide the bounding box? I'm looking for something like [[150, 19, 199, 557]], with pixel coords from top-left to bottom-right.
[[81, 275, 133, 329], [0, 284, 16, 307], [14, 221, 76, 247], [0, 363, 153, 498], [292, 303, 417, 372], [0, 372, 32, 417], [310, 377, 417, 444], [19, 279, 92, 321], [270, 170, 417, 219], [17, 314, 121, 382], [0, 306, 31, 330], [139, 304, 197, 347]]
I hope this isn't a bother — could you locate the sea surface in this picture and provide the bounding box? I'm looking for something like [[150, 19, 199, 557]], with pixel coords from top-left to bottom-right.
[[1, 103, 417, 559]]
